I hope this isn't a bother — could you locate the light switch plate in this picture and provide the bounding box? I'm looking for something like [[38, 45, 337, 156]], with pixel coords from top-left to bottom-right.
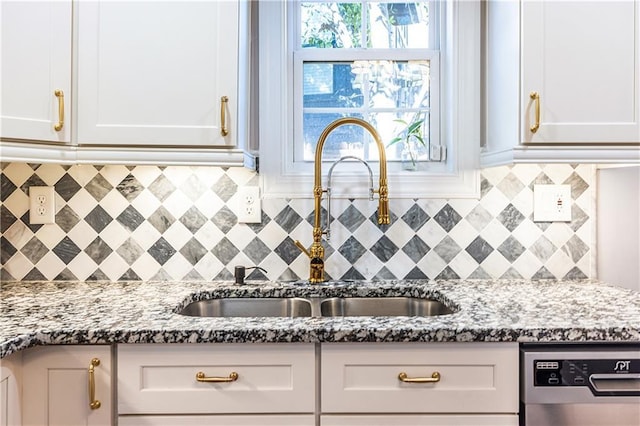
[[533, 184, 571, 222]]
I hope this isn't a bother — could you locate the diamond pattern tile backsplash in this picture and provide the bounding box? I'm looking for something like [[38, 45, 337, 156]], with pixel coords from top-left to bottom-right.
[[0, 163, 594, 282]]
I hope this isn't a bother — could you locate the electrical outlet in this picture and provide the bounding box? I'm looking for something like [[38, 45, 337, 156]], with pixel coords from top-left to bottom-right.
[[533, 184, 571, 222], [237, 186, 261, 223], [29, 186, 55, 224]]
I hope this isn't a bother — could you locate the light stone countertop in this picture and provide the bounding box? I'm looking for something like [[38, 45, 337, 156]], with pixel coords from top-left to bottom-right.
[[2, 279, 640, 358]]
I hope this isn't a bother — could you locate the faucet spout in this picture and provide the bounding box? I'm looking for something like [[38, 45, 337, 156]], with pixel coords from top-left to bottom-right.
[[298, 117, 390, 283]]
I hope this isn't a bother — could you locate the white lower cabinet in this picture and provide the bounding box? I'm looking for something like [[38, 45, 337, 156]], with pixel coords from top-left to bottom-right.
[[117, 343, 316, 424], [321, 342, 519, 425], [0, 352, 22, 426], [21, 345, 112, 426]]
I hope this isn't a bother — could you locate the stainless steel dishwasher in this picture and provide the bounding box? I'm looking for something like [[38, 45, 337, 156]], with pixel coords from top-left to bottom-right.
[[520, 343, 640, 426]]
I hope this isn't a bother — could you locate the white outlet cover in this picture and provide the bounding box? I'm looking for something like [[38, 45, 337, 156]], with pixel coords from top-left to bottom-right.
[[533, 184, 571, 222], [237, 186, 261, 223], [29, 186, 55, 224]]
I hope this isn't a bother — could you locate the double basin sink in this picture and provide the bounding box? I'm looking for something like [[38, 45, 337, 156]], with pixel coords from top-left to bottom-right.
[[178, 296, 455, 318]]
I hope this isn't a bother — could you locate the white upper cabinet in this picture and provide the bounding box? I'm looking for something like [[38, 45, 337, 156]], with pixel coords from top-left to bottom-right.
[[482, 0, 640, 166], [0, 0, 72, 144], [1, 0, 249, 166], [76, 0, 240, 147]]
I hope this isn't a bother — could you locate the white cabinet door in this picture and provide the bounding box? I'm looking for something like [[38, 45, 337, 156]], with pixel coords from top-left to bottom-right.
[[0, 353, 22, 426], [0, 0, 72, 143], [521, 0, 640, 144], [77, 0, 239, 147], [22, 346, 112, 426]]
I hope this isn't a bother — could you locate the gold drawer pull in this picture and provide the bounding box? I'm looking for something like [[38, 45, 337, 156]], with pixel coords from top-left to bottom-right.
[[88, 358, 101, 410], [529, 91, 540, 133], [54, 89, 64, 131], [398, 371, 441, 383], [220, 95, 229, 136], [196, 371, 239, 383]]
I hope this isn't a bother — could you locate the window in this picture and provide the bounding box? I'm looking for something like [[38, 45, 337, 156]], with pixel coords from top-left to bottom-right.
[[259, 0, 480, 198], [294, 1, 439, 166]]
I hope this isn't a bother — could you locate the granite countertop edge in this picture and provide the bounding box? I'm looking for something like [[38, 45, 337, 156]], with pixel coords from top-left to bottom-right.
[[2, 279, 640, 359]]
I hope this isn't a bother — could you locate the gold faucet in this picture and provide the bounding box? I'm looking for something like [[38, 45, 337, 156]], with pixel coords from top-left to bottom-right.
[[294, 117, 390, 283]]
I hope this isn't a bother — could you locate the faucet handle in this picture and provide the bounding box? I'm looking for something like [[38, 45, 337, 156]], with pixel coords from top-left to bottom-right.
[[294, 240, 311, 258], [234, 265, 267, 285]]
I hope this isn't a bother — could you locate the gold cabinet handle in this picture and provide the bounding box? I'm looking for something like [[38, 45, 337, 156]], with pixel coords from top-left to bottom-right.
[[220, 95, 229, 136], [88, 358, 101, 410], [398, 371, 441, 383], [54, 89, 64, 131], [196, 371, 239, 383], [529, 91, 540, 133]]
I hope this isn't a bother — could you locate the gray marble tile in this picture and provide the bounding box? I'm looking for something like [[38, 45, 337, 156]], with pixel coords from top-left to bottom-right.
[[212, 237, 240, 265], [85, 173, 113, 202], [339, 236, 367, 264], [337, 204, 367, 232], [179, 238, 208, 265], [21, 237, 48, 264], [85, 237, 113, 265], [117, 238, 145, 265], [243, 237, 271, 265], [116, 174, 143, 202], [85, 206, 113, 233], [211, 206, 236, 234], [56, 205, 80, 233], [180, 206, 207, 234], [401, 203, 430, 232], [433, 235, 462, 263], [466, 236, 494, 263], [433, 204, 462, 232], [148, 174, 176, 202], [52, 237, 81, 264], [148, 237, 177, 265], [116, 206, 145, 232], [369, 235, 398, 262], [148, 206, 176, 233]]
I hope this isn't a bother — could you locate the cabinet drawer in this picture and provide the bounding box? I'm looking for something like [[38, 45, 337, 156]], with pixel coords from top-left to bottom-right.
[[119, 415, 315, 425], [321, 414, 518, 425], [321, 342, 518, 414], [118, 343, 315, 414]]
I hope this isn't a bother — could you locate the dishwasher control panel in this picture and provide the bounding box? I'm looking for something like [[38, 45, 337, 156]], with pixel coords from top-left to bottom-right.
[[533, 358, 640, 396]]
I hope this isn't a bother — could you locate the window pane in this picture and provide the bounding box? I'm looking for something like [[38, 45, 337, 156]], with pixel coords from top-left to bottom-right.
[[304, 60, 429, 109], [369, 3, 430, 48], [302, 59, 431, 162], [300, 2, 363, 48], [302, 113, 368, 161], [300, 1, 430, 49], [301, 111, 429, 163], [303, 63, 364, 108]]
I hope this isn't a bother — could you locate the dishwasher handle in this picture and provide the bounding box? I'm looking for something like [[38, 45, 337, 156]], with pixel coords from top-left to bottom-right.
[[589, 374, 640, 396]]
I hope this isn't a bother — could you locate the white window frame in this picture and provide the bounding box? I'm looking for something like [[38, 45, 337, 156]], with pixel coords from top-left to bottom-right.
[[259, 0, 480, 199]]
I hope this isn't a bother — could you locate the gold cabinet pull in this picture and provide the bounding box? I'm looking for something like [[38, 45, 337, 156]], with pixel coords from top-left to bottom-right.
[[54, 89, 64, 131], [88, 358, 101, 410], [220, 95, 229, 136], [529, 91, 540, 133], [398, 371, 441, 383], [196, 371, 239, 383]]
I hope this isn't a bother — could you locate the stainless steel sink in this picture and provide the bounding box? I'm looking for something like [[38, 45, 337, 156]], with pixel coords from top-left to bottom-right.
[[178, 297, 313, 318], [320, 297, 453, 317], [177, 296, 455, 318]]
